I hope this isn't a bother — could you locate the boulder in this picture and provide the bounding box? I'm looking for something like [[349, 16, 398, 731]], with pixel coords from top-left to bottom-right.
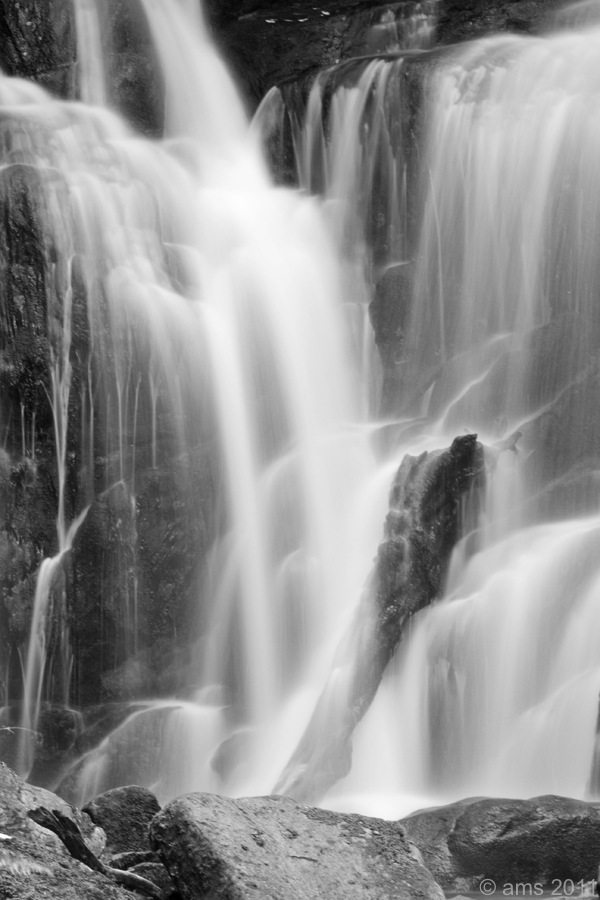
[[0, 761, 131, 900], [83, 784, 160, 854], [400, 794, 600, 893], [150, 791, 444, 900]]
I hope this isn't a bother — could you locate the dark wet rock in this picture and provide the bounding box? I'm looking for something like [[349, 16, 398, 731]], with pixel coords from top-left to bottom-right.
[[0, 761, 130, 900], [104, 0, 165, 136], [0, 161, 85, 715], [135, 462, 211, 689], [206, 1, 386, 109], [275, 434, 486, 804], [0, 0, 162, 134], [0, 0, 567, 120], [83, 784, 160, 854], [371, 262, 413, 413], [0, 0, 77, 98], [151, 791, 444, 900], [401, 794, 600, 893], [210, 728, 255, 782], [69, 481, 137, 707], [436, 0, 562, 44], [27, 704, 83, 787], [206, 0, 562, 111], [0, 130, 217, 784]]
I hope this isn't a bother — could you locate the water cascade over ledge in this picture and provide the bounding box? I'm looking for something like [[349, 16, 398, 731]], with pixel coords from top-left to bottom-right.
[[2, 0, 600, 819]]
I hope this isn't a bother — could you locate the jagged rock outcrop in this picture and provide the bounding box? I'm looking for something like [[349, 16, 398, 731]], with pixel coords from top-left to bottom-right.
[[400, 794, 600, 893], [275, 434, 486, 804], [150, 791, 444, 900]]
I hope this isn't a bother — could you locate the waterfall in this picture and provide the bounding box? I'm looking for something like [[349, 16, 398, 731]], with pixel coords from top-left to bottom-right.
[[2, 0, 384, 799], [5, 0, 600, 818], [275, 4, 600, 815]]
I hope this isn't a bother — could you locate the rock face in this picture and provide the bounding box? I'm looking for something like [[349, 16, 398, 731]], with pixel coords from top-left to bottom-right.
[[0, 0, 564, 116], [0, 0, 163, 133], [274, 434, 486, 804], [150, 790, 444, 900], [0, 30, 215, 784], [437, 0, 561, 44], [0, 0, 77, 98], [401, 795, 600, 893], [204, 0, 564, 108], [83, 784, 161, 854]]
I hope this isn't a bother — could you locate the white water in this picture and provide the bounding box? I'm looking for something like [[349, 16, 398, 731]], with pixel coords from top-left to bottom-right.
[[4, 0, 380, 798], [7, 0, 600, 817], [285, 5, 600, 815]]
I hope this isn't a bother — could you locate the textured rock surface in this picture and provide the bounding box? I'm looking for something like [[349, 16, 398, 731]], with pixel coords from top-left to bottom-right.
[[0, 38, 215, 786], [0, 0, 77, 98], [0, 761, 131, 900], [206, 0, 563, 109], [151, 791, 445, 900], [274, 434, 486, 804], [437, 0, 562, 44], [83, 784, 160, 854], [0, 0, 565, 116], [401, 795, 600, 893]]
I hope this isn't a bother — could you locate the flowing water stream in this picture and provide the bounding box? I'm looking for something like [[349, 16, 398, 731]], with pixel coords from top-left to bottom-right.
[[4, 0, 600, 817]]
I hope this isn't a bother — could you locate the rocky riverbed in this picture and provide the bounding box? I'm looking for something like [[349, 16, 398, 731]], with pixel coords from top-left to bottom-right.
[[1, 761, 600, 900]]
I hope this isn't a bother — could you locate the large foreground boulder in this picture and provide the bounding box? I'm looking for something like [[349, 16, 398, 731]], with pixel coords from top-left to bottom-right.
[[150, 791, 444, 900], [400, 794, 600, 893]]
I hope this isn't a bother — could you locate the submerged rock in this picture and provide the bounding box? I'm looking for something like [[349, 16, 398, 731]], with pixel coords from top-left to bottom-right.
[[150, 791, 444, 900], [401, 794, 600, 893]]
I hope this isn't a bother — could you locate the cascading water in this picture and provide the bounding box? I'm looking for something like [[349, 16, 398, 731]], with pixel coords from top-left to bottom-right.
[[1, 0, 384, 801], [276, 4, 600, 814], [5, 0, 600, 821]]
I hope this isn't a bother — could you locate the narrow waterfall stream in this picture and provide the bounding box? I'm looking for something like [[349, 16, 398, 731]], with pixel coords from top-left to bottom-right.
[[4, 0, 600, 819]]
